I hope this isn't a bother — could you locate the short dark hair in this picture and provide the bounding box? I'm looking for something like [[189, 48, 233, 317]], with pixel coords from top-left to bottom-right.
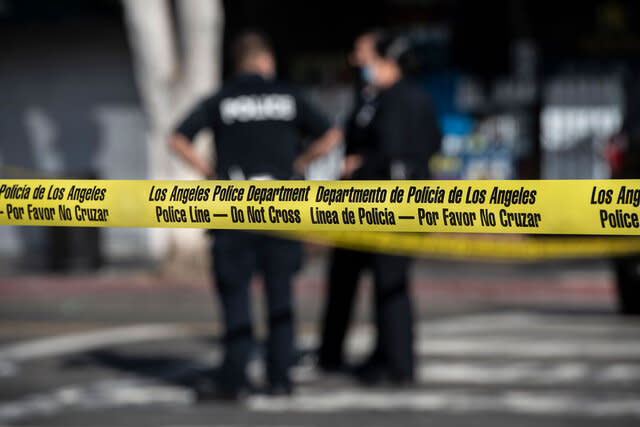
[[358, 28, 383, 43], [375, 33, 418, 75], [231, 30, 274, 70]]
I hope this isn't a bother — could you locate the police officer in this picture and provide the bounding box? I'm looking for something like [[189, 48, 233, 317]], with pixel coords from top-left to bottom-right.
[[319, 33, 441, 384], [318, 30, 380, 373], [170, 31, 342, 399], [607, 73, 640, 315]]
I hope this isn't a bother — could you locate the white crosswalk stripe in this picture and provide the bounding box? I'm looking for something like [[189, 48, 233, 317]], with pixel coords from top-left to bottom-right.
[[0, 311, 639, 421], [417, 361, 640, 384], [248, 389, 640, 416], [414, 338, 640, 358]]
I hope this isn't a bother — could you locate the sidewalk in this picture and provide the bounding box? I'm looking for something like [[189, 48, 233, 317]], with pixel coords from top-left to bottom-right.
[[0, 251, 617, 333]]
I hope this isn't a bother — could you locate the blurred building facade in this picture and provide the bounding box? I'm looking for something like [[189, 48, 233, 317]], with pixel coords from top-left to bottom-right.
[[1, 0, 639, 271], [0, 1, 148, 270]]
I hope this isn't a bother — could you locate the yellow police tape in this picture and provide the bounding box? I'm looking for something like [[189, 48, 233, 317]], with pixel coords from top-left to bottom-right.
[[1, 178, 640, 260], [281, 231, 640, 261], [1, 179, 639, 234]]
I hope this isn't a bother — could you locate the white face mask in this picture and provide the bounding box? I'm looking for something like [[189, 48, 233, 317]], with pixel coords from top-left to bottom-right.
[[360, 65, 376, 84]]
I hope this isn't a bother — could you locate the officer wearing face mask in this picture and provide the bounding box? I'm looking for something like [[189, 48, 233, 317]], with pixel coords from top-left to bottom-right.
[[342, 31, 382, 177], [319, 32, 441, 384], [318, 30, 380, 374], [171, 31, 342, 400]]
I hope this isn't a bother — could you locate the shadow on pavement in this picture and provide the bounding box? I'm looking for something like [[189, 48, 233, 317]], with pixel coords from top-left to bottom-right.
[[63, 349, 219, 389]]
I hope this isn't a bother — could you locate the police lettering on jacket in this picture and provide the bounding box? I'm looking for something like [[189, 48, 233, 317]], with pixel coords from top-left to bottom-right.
[[220, 94, 296, 124]]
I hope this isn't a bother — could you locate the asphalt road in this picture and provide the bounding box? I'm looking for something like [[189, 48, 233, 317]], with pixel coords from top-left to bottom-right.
[[1, 306, 640, 426]]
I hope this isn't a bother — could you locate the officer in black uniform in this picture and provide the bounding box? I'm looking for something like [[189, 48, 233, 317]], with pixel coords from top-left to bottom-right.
[[607, 73, 640, 315], [170, 31, 342, 399], [319, 33, 441, 384], [318, 30, 380, 373]]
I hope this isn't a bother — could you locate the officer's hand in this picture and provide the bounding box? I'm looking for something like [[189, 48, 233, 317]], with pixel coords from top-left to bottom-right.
[[199, 163, 215, 179], [293, 155, 310, 176], [341, 155, 363, 179], [169, 133, 215, 179]]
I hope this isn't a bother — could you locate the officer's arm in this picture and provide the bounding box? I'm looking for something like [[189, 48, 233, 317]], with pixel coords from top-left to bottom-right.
[[293, 127, 343, 175], [341, 154, 364, 179], [170, 133, 214, 178]]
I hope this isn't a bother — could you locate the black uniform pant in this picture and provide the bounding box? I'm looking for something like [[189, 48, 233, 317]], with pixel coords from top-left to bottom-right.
[[614, 256, 640, 314], [319, 248, 414, 379], [212, 230, 300, 388]]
